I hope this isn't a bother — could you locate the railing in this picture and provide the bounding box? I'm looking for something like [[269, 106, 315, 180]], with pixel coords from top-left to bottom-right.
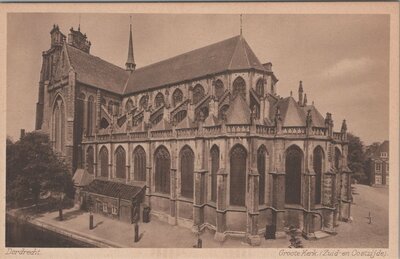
[[204, 125, 222, 135], [333, 132, 343, 141], [112, 133, 129, 141], [256, 125, 275, 135], [226, 124, 250, 134], [151, 129, 173, 138], [130, 131, 148, 139], [176, 128, 198, 138], [97, 134, 110, 141], [281, 127, 306, 135], [312, 127, 327, 136]]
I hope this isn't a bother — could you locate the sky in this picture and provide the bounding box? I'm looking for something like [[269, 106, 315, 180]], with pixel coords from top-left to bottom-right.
[[7, 13, 390, 144]]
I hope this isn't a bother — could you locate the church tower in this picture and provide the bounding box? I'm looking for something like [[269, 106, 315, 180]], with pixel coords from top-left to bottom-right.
[[125, 22, 136, 71]]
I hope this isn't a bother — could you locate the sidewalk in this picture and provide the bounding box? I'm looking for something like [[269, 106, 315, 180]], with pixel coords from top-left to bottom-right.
[[23, 184, 388, 248]]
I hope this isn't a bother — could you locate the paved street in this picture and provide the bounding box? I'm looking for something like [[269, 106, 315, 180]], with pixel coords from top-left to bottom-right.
[[30, 184, 388, 248]]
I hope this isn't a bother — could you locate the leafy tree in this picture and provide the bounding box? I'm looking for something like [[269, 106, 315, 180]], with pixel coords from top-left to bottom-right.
[[347, 132, 367, 184], [6, 132, 74, 207]]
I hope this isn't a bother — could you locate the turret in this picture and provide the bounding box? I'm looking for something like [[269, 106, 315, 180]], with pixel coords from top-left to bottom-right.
[[68, 27, 91, 53]]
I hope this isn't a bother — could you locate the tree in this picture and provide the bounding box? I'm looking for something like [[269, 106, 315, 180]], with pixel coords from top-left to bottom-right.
[[6, 132, 74, 207], [347, 132, 367, 184]]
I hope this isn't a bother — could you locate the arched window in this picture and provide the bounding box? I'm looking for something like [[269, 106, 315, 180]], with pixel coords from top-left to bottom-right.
[[139, 95, 148, 110], [101, 97, 106, 106], [86, 146, 94, 175], [230, 144, 247, 206], [334, 147, 341, 170], [108, 100, 113, 115], [114, 102, 120, 116], [155, 146, 171, 194], [313, 146, 324, 204], [133, 146, 146, 181], [180, 146, 194, 198], [257, 145, 268, 204], [99, 146, 109, 178], [256, 79, 264, 97], [173, 110, 187, 124], [76, 93, 85, 153], [214, 80, 224, 100], [172, 89, 183, 107], [210, 145, 219, 202], [115, 146, 126, 179], [218, 105, 229, 121], [155, 93, 165, 108], [125, 99, 134, 113], [193, 84, 205, 105], [53, 96, 65, 153], [87, 96, 95, 136], [285, 145, 303, 204], [233, 77, 246, 98]]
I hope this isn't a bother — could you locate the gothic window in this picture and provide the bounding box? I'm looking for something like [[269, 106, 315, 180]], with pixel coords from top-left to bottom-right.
[[133, 146, 146, 181], [108, 100, 113, 115], [256, 79, 264, 97], [87, 96, 95, 136], [155, 93, 165, 108], [313, 146, 324, 204], [99, 146, 109, 178], [155, 146, 171, 194], [77, 93, 85, 141], [285, 145, 303, 205], [257, 145, 268, 205], [114, 102, 120, 116], [193, 84, 205, 105], [52, 96, 65, 153], [334, 148, 341, 170], [250, 95, 260, 120], [139, 95, 148, 110], [230, 144, 247, 206], [115, 146, 126, 179], [86, 146, 94, 175], [218, 105, 229, 121], [101, 97, 106, 106], [125, 99, 134, 113], [173, 110, 187, 124], [232, 77, 246, 98], [172, 89, 183, 107], [214, 80, 224, 100], [210, 145, 219, 202], [180, 146, 194, 199]]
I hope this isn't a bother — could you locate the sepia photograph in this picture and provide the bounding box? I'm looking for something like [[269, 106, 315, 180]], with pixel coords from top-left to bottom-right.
[[1, 3, 399, 258]]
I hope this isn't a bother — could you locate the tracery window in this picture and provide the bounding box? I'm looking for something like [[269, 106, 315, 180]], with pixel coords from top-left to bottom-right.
[[257, 145, 267, 204], [99, 146, 109, 178], [125, 99, 134, 113], [133, 146, 146, 181], [313, 146, 324, 204], [108, 100, 113, 115], [53, 96, 65, 153], [230, 144, 247, 206], [87, 96, 95, 136], [115, 146, 126, 179], [193, 84, 205, 105], [256, 79, 264, 97], [172, 89, 183, 107], [210, 145, 219, 202], [180, 146, 194, 199], [155, 93, 165, 108], [139, 95, 149, 110], [232, 77, 246, 98], [214, 80, 224, 100], [155, 146, 171, 194], [285, 145, 303, 204]]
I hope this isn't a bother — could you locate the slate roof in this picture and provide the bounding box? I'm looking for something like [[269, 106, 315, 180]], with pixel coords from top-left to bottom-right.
[[226, 95, 251, 124], [72, 169, 94, 187], [65, 35, 265, 95], [82, 179, 145, 201], [66, 45, 129, 93], [269, 96, 325, 127]]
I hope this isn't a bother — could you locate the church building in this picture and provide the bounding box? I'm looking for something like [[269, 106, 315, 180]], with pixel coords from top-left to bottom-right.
[[35, 23, 353, 245]]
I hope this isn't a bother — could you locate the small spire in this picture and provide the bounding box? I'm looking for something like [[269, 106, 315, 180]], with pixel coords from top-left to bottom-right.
[[126, 15, 136, 71], [78, 14, 81, 31], [303, 93, 308, 106], [240, 14, 243, 35], [298, 81, 304, 106]]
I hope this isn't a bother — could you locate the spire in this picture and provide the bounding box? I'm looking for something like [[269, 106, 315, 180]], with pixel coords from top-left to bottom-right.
[[298, 80, 303, 106], [303, 93, 308, 106], [240, 14, 243, 35], [126, 17, 136, 72]]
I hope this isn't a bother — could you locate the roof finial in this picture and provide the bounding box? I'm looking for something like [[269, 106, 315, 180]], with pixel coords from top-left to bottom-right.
[[240, 14, 243, 35], [126, 15, 136, 72], [78, 14, 81, 31]]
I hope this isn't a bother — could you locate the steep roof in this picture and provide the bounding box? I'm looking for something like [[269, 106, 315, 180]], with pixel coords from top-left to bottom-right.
[[226, 95, 251, 124], [82, 179, 145, 201], [72, 169, 94, 187], [124, 35, 265, 95], [268, 96, 325, 127], [66, 45, 129, 93]]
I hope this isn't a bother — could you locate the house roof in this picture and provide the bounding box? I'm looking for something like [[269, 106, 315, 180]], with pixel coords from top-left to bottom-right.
[[82, 179, 145, 201], [226, 94, 251, 124], [66, 45, 129, 94], [65, 35, 265, 95], [72, 169, 94, 187]]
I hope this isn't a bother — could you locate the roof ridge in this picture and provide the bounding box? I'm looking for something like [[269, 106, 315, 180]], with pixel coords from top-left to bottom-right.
[[227, 35, 242, 69], [241, 36, 251, 67], [134, 35, 241, 73]]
